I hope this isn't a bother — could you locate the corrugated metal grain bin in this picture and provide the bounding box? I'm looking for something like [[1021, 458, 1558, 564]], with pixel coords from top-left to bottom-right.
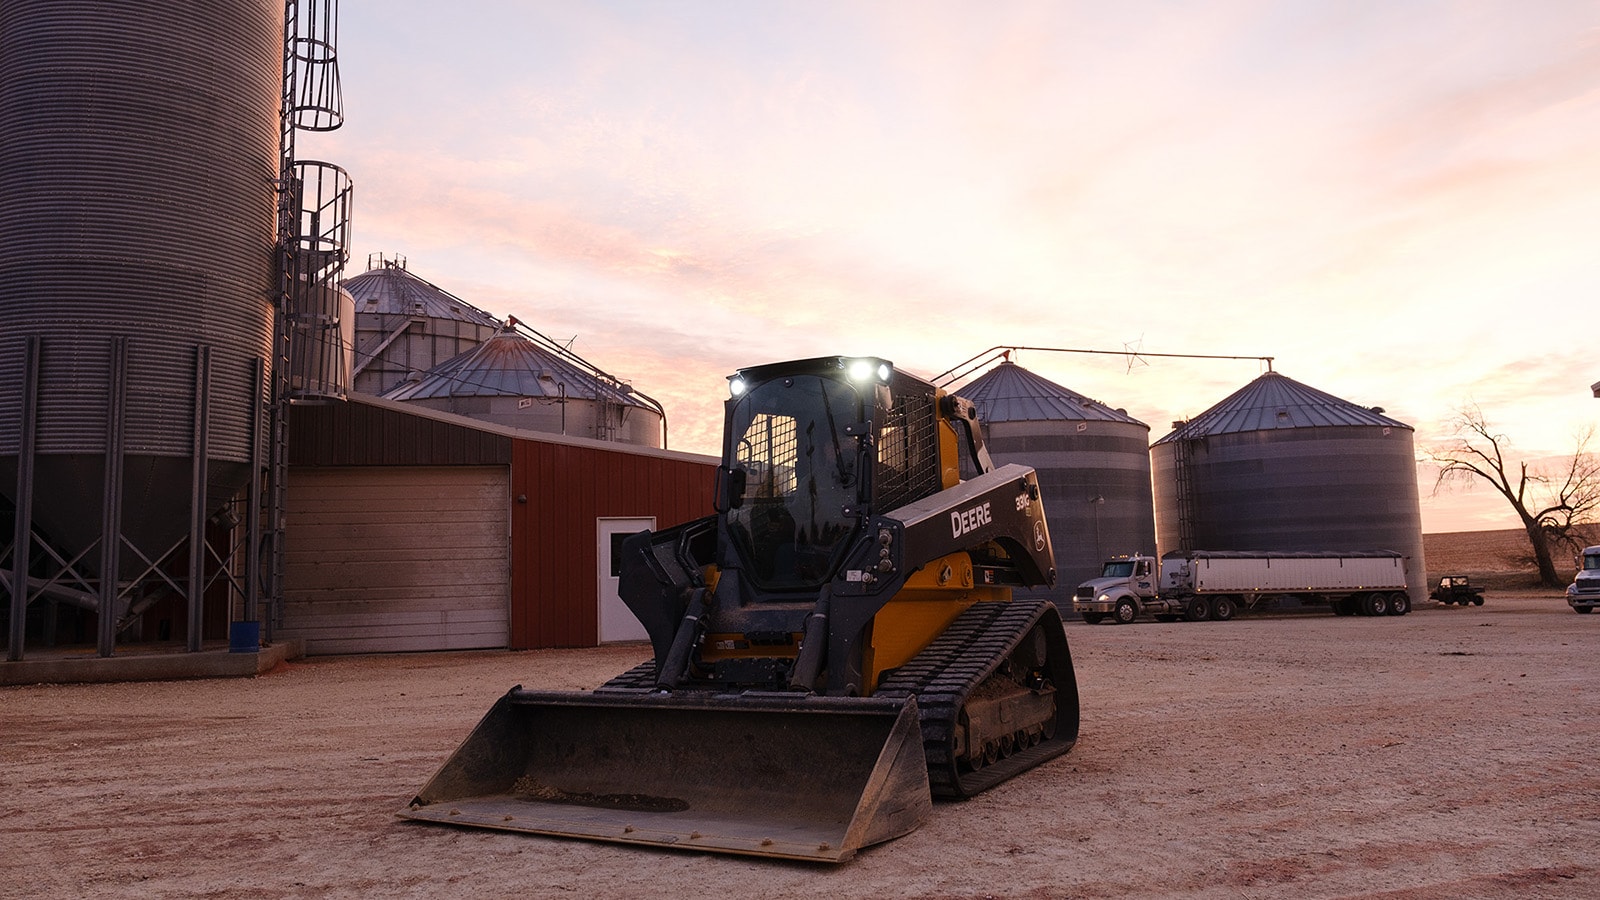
[[0, 0, 281, 566], [956, 362, 1157, 601], [1151, 371, 1426, 603]]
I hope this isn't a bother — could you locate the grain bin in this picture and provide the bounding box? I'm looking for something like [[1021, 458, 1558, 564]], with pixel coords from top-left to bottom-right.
[[344, 258, 503, 396], [955, 361, 1157, 602], [1151, 371, 1426, 603], [382, 323, 666, 447], [0, 1, 282, 573]]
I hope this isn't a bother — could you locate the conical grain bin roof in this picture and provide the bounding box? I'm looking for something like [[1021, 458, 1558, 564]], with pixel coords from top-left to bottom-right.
[[382, 323, 664, 447], [384, 326, 649, 408], [957, 361, 1145, 425], [1155, 371, 1407, 442]]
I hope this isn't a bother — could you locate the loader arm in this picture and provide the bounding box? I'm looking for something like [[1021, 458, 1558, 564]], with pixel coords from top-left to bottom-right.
[[814, 463, 1056, 696]]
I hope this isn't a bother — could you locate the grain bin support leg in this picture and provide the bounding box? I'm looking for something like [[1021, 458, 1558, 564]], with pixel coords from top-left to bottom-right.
[[186, 345, 212, 653], [97, 337, 129, 658], [7, 336, 40, 662], [246, 356, 264, 631]]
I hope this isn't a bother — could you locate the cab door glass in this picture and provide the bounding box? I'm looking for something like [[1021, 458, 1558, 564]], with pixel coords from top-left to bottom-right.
[[726, 375, 861, 590]]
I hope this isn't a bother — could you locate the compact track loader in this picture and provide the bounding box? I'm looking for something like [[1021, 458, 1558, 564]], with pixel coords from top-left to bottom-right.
[[402, 356, 1079, 862]]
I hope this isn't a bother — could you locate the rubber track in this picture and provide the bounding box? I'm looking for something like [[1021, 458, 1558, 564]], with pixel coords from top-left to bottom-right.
[[876, 599, 1073, 799], [594, 659, 659, 693]]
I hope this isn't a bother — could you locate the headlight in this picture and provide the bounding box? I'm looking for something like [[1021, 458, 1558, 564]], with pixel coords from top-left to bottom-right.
[[845, 357, 892, 384], [729, 376, 748, 398], [1098, 594, 1111, 603]]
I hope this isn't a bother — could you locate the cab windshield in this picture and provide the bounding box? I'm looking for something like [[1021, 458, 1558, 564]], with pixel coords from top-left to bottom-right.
[[1101, 561, 1134, 578], [1584, 553, 1600, 572], [726, 375, 862, 591]]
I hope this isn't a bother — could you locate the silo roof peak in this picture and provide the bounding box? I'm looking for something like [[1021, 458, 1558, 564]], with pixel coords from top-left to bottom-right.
[[341, 263, 501, 327], [955, 361, 1146, 425], [1155, 371, 1410, 444]]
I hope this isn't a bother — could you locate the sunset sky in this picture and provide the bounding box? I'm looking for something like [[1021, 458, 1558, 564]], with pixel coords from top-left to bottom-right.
[[308, 1, 1600, 534]]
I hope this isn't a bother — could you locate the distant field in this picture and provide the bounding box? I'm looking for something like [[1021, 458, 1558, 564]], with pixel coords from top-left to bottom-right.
[[1423, 526, 1593, 588]]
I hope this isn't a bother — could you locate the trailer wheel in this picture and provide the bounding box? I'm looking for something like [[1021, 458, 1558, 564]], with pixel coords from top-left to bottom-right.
[[1081, 612, 1104, 624], [1472, 596, 1484, 606], [1211, 596, 1236, 621], [1113, 598, 1138, 625], [1361, 592, 1389, 616], [1387, 592, 1410, 616], [1184, 597, 1210, 622]]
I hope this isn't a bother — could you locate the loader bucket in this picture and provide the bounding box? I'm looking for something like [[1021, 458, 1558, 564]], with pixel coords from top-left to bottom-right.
[[401, 688, 932, 863]]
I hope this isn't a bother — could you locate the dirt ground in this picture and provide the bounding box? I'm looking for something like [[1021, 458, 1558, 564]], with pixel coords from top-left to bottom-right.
[[5, 588, 1599, 899]]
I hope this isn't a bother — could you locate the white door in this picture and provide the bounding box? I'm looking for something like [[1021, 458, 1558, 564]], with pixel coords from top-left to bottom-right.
[[598, 517, 654, 642]]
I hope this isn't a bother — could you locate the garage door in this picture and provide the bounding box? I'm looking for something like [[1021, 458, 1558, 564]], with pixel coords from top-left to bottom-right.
[[281, 466, 510, 654]]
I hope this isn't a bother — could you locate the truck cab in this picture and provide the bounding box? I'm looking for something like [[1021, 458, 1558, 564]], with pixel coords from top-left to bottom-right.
[[1073, 554, 1158, 624], [1567, 546, 1600, 613]]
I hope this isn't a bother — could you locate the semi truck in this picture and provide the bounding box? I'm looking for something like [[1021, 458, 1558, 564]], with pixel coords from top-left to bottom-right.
[[1073, 550, 1412, 624], [1567, 545, 1600, 613]]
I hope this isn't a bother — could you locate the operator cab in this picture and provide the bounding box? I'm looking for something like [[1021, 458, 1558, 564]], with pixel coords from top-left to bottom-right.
[[718, 355, 945, 597]]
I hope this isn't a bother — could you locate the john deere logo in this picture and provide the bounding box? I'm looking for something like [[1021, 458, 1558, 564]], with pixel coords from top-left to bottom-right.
[[951, 501, 992, 539]]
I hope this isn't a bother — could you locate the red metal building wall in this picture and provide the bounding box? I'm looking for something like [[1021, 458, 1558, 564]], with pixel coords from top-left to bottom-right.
[[510, 439, 715, 649]]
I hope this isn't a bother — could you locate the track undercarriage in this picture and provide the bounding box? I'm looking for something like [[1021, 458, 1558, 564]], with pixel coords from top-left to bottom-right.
[[878, 599, 1077, 798], [596, 597, 1078, 800]]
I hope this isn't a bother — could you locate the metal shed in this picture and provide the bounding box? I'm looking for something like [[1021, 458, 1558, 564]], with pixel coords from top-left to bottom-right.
[[284, 394, 714, 653]]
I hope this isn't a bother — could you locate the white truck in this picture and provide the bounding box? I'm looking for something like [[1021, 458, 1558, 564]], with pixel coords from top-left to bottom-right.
[[1073, 550, 1412, 624], [1566, 545, 1600, 613]]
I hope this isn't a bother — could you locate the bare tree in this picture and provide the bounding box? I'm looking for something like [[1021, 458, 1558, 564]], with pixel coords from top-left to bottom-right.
[[1427, 404, 1600, 588]]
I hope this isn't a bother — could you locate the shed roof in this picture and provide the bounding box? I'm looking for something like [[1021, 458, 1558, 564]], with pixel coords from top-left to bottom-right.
[[380, 325, 653, 409], [955, 362, 1146, 425], [1154, 371, 1410, 444]]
